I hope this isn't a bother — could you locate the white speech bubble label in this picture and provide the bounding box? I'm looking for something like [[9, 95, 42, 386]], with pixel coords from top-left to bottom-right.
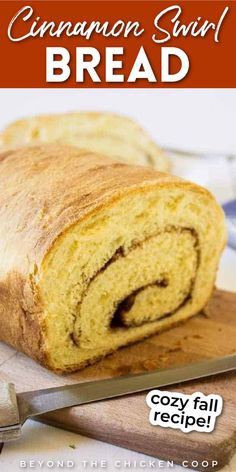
[[146, 390, 223, 433]]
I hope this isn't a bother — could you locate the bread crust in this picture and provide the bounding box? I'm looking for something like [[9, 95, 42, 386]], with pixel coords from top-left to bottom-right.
[[0, 144, 224, 372], [0, 112, 169, 170]]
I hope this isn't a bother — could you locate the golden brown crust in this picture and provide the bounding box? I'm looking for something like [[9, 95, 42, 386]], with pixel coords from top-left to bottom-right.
[[0, 272, 48, 366], [0, 144, 179, 272], [0, 112, 169, 171], [0, 144, 221, 372]]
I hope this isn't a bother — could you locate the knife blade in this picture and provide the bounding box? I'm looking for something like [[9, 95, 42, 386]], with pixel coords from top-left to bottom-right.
[[0, 353, 235, 442]]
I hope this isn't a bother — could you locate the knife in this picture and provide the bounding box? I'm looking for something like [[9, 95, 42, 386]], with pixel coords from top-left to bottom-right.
[[0, 353, 235, 443]]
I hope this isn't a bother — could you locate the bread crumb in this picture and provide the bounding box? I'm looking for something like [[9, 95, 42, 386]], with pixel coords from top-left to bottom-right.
[[69, 444, 76, 449]]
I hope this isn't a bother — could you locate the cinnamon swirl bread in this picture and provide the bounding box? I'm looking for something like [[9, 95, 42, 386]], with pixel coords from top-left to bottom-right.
[[0, 112, 168, 170], [0, 145, 226, 372]]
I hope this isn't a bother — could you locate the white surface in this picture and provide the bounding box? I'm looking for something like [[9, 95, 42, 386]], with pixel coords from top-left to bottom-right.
[[0, 421, 198, 472], [0, 89, 235, 471]]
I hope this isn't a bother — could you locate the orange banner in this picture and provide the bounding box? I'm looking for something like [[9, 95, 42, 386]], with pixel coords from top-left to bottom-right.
[[0, 1, 235, 87]]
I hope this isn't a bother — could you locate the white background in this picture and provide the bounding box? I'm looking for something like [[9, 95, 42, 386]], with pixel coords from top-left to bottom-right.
[[0, 88, 236, 154], [0, 89, 235, 472]]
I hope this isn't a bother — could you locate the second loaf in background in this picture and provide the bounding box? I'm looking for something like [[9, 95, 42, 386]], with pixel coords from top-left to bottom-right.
[[0, 145, 226, 372], [0, 112, 169, 171]]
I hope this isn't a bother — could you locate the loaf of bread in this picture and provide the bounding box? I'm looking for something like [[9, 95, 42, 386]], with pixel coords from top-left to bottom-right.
[[0, 145, 226, 372], [0, 112, 169, 171]]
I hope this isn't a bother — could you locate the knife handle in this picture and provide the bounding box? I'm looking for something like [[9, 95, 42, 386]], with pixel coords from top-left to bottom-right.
[[0, 382, 21, 442]]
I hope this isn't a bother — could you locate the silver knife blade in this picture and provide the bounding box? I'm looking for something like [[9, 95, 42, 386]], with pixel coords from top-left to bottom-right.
[[17, 354, 236, 424]]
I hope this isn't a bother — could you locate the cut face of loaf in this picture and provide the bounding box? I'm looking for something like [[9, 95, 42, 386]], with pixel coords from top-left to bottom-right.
[[0, 112, 169, 171], [0, 145, 226, 372]]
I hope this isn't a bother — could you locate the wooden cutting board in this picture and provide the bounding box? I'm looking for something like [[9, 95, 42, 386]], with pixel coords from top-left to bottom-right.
[[0, 289, 236, 471]]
